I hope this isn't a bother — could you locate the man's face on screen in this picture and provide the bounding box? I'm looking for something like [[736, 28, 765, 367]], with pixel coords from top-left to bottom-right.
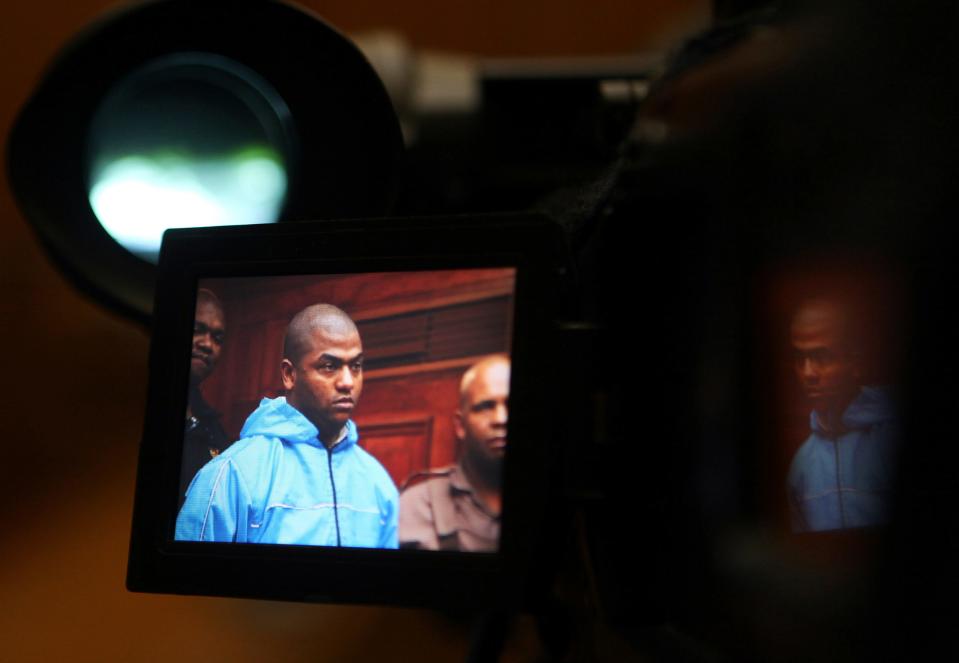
[[456, 358, 510, 463], [791, 300, 858, 413], [190, 298, 225, 385], [284, 327, 364, 434]]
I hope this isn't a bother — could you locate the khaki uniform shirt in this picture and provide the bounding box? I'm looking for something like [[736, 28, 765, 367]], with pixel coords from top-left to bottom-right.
[[398, 464, 500, 552]]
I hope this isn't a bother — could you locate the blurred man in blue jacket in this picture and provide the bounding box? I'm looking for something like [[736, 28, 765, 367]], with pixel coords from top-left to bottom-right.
[[787, 297, 899, 532], [176, 303, 398, 548]]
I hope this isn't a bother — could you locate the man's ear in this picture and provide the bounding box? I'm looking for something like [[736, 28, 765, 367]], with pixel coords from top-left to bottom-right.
[[453, 410, 466, 441], [281, 358, 296, 391]]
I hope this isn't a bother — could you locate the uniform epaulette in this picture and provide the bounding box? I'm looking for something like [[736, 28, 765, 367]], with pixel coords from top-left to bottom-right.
[[399, 465, 456, 491]]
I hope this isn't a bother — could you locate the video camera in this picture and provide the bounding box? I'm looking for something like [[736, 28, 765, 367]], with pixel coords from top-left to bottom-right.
[[8, 1, 958, 660]]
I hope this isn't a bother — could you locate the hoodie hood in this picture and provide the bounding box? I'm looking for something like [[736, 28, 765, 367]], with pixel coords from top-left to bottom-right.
[[238, 396, 358, 451], [811, 386, 896, 434]]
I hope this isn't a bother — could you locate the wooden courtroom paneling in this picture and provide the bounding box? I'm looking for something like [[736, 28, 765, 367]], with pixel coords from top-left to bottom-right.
[[194, 268, 514, 486], [362, 363, 473, 474], [358, 415, 434, 488]]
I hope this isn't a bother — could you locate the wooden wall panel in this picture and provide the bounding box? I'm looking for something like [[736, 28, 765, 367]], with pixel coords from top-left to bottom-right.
[[362, 365, 469, 472], [358, 416, 434, 488]]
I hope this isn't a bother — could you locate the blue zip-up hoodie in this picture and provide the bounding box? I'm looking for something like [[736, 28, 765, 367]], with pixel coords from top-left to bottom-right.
[[176, 397, 398, 548], [787, 386, 899, 532]]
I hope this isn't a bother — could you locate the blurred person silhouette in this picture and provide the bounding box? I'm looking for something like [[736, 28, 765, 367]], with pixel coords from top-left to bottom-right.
[[787, 296, 899, 532], [181, 288, 230, 507]]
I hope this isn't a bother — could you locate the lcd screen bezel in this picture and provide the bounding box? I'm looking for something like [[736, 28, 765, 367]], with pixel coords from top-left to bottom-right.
[[127, 215, 562, 608]]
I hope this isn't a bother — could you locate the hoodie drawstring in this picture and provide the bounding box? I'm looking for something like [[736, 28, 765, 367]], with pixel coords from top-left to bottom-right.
[[327, 447, 341, 546]]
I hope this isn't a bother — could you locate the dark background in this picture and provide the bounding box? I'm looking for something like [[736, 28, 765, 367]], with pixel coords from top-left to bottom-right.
[[0, 2, 708, 660]]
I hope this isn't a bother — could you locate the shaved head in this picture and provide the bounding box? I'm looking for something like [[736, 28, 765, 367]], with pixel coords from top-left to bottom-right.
[[791, 298, 853, 351], [459, 354, 510, 410], [455, 355, 510, 484], [283, 304, 359, 366]]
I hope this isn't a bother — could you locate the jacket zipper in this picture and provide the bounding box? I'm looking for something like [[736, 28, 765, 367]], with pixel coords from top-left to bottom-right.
[[327, 447, 341, 546], [835, 438, 846, 528]]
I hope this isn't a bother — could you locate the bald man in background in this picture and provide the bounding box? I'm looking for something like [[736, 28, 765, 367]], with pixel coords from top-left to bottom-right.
[[786, 297, 899, 532], [176, 303, 398, 548], [399, 355, 509, 552]]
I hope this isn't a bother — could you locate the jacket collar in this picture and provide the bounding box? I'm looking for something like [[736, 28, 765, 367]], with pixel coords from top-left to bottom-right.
[[240, 396, 357, 451]]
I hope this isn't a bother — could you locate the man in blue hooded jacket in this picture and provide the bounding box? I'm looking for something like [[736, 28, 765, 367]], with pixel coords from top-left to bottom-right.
[[176, 303, 398, 548], [787, 297, 899, 532]]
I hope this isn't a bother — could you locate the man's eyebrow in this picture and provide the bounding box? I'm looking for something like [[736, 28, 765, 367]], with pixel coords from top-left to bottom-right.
[[318, 352, 364, 363], [793, 345, 828, 354]]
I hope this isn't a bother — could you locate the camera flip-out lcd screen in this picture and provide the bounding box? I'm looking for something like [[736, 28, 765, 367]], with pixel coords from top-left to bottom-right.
[[178, 269, 515, 553], [127, 216, 558, 607]]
